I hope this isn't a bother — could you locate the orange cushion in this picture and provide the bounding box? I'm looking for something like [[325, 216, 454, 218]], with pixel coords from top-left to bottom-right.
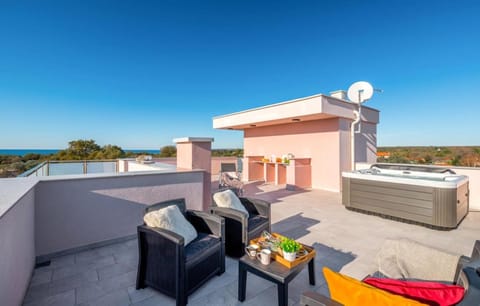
[[323, 267, 428, 306]]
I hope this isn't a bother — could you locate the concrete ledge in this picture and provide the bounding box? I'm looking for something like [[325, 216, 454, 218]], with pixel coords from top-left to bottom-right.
[[173, 137, 214, 143], [0, 178, 38, 218]]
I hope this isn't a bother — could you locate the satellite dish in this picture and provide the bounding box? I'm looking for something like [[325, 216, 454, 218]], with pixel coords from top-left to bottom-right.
[[347, 81, 374, 104]]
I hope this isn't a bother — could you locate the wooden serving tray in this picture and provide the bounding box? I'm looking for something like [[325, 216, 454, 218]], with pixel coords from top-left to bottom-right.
[[250, 233, 316, 269]]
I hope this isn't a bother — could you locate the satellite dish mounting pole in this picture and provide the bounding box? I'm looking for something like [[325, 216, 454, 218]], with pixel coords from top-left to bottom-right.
[[351, 107, 360, 171], [351, 89, 364, 171], [356, 89, 364, 133], [347, 81, 375, 171]]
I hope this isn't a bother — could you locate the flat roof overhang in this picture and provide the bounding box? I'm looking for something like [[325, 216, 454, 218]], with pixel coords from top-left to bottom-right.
[[213, 94, 380, 130]]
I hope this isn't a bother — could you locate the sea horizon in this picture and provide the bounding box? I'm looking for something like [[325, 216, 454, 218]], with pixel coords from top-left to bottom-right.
[[0, 149, 160, 156]]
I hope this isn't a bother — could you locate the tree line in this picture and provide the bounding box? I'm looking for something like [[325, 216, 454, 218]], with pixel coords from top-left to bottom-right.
[[0, 139, 244, 178], [377, 146, 480, 167]]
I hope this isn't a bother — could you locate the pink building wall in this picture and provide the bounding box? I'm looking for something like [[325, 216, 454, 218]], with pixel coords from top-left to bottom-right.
[[286, 158, 312, 189], [243, 117, 377, 192], [339, 118, 352, 178], [213, 93, 380, 192], [354, 121, 377, 164], [175, 137, 213, 210], [147, 156, 239, 175], [211, 156, 239, 175], [176, 142, 194, 170]]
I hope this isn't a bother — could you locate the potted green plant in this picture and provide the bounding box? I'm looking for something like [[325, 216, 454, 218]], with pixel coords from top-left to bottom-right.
[[279, 237, 301, 262]]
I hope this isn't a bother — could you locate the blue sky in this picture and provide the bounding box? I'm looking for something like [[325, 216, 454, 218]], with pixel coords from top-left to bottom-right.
[[0, 0, 479, 149]]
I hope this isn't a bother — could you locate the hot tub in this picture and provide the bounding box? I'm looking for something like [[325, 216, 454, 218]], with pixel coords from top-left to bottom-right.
[[342, 165, 469, 229]]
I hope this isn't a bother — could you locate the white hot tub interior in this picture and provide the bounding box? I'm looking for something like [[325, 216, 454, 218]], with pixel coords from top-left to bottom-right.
[[359, 167, 465, 182]]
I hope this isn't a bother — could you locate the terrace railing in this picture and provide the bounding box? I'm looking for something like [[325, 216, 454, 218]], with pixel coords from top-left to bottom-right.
[[19, 160, 119, 177]]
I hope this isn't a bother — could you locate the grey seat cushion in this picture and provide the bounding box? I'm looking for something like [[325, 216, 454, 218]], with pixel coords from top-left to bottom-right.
[[186, 233, 221, 267], [369, 271, 390, 279], [376, 238, 460, 282], [248, 215, 268, 231], [464, 259, 480, 270], [458, 267, 480, 306]]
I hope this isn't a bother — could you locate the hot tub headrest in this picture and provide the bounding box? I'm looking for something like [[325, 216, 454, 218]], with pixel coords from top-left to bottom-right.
[[371, 164, 456, 174]]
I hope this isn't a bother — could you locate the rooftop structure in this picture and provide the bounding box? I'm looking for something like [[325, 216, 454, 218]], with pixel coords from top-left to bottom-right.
[[213, 93, 379, 130], [214, 92, 379, 192]]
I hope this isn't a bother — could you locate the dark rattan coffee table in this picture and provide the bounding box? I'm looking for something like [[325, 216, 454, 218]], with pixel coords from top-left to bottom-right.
[[238, 251, 315, 306]]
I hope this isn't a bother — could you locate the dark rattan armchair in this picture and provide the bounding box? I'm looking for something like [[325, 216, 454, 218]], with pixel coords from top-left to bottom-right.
[[136, 199, 225, 306], [211, 192, 271, 257]]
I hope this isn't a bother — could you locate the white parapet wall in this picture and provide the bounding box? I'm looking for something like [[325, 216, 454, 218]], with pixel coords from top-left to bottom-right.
[[34, 170, 204, 257], [0, 179, 36, 306], [0, 169, 206, 304], [453, 167, 480, 211], [117, 159, 176, 173]]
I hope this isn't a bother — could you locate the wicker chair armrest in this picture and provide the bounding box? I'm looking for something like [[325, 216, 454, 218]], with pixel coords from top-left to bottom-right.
[[239, 197, 271, 217], [187, 210, 225, 237], [137, 224, 184, 246], [210, 206, 248, 224], [454, 239, 480, 284], [300, 291, 342, 306], [471, 240, 480, 260], [455, 255, 472, 283]]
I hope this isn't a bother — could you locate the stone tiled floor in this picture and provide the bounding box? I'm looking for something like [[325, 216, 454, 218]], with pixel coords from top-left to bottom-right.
[[23, 183, 480, 305]]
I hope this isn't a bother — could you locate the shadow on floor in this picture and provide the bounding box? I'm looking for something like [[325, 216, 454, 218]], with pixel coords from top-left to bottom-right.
[[272, 213, 320, 240], [211, 179, 310, 205], [242, 181, 310, 204], [305, 242, 358, 299], [311, 242, 357, 272]]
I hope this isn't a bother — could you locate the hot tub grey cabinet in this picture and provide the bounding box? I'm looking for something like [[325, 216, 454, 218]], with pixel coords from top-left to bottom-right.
[[342, 176, 469, 229]]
